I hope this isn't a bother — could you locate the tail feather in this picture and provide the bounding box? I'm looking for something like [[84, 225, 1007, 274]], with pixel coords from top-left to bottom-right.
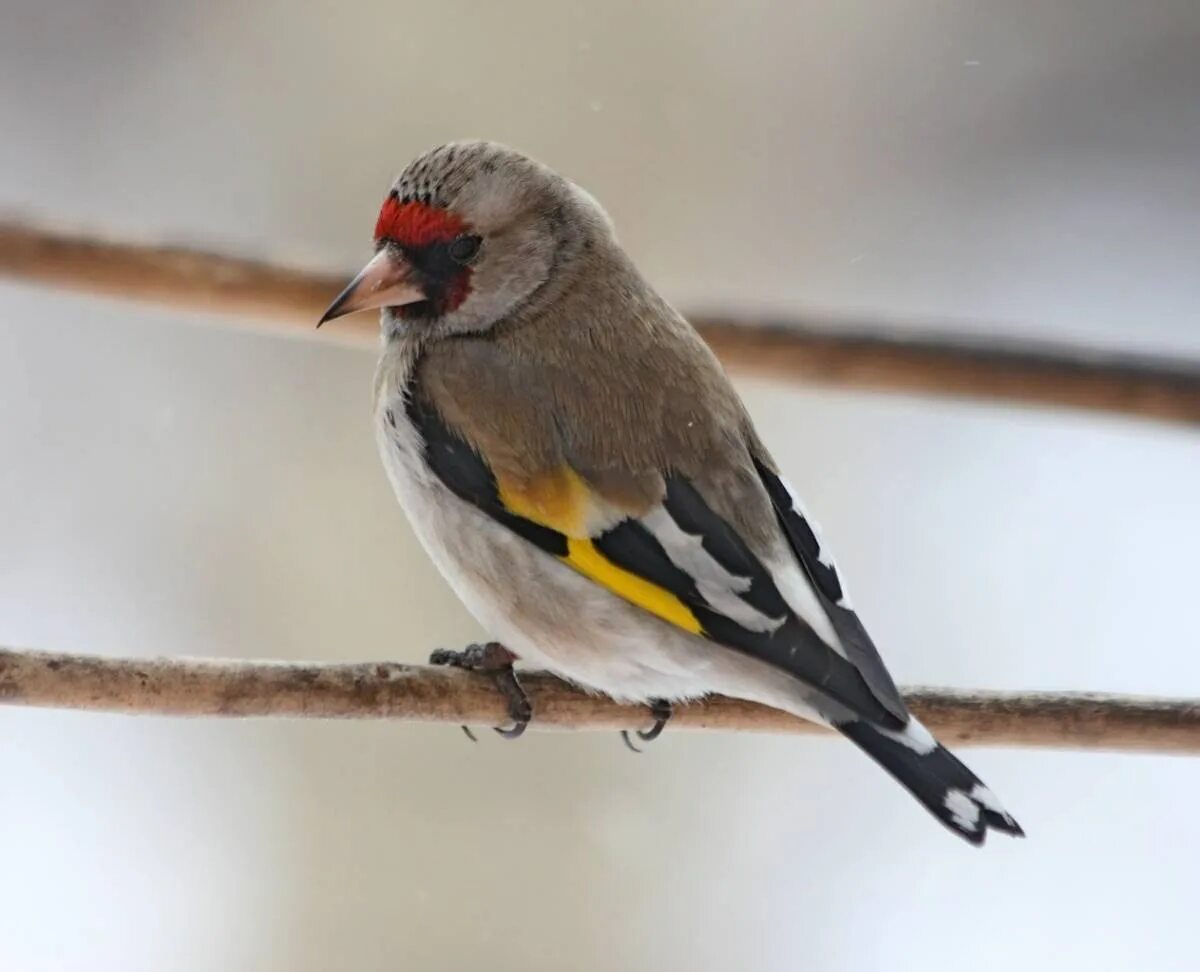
[[838, 718, 1024, 845]]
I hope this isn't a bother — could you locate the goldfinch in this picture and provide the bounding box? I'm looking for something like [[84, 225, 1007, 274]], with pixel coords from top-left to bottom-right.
[[319, 141, 1023, 845]]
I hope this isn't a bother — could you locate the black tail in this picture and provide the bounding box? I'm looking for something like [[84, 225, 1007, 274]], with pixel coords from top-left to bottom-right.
[[839, 719, 1025, 845]]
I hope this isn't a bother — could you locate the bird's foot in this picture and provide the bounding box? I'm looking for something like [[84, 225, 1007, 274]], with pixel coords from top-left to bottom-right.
[[621, 698, 672, 753], [429, 642, 531, 740]]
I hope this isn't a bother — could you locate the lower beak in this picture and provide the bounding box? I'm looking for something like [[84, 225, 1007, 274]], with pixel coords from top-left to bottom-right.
[[317, 249, 425, 327]]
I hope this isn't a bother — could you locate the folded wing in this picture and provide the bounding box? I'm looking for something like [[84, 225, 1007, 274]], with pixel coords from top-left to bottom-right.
[[406, 388, 903, 727]]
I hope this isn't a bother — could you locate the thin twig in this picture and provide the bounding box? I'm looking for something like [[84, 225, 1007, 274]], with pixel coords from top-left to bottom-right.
[[2, 647, 1198, 753], [3, 221, 1199, 425]]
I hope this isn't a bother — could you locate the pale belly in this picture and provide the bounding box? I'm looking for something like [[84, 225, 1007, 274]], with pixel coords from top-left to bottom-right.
[[373, 383, 828, 720]]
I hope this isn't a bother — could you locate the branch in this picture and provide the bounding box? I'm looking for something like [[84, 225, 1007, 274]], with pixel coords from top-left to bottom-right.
[[2, 647, 1198, 753], [3, 221, 1199, 425]]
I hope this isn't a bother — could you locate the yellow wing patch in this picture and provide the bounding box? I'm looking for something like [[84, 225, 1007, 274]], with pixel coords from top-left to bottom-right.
[[497, 465, 704, 636], [564, 537, 703, 635], [497, 467, 593, 537]]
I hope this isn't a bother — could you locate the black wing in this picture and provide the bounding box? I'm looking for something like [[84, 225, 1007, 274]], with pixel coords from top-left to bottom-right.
[[753, 457, 908, 723]]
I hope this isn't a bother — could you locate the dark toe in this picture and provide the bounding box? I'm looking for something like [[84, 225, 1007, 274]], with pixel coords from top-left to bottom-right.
[[494, 721, 528, 740]]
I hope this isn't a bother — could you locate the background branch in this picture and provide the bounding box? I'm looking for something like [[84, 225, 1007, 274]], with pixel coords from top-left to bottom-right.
[[3, 220, 1199, 425], [2, 647, 1198, 754]]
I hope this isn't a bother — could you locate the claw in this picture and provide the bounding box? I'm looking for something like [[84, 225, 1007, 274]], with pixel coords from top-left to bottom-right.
[[430, 642, 530, 740], [621, 699, 672, 753]]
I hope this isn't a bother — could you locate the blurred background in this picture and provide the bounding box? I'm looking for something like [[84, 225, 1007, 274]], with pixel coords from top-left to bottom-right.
[[2, 2, 1199, 970]]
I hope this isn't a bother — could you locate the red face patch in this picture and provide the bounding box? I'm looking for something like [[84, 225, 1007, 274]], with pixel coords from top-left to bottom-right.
[[374, 196, 468, 247], [373, 194, 476, 318]]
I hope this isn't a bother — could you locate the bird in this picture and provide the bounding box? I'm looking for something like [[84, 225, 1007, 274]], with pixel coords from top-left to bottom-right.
[[318, 140, 1023, 845]]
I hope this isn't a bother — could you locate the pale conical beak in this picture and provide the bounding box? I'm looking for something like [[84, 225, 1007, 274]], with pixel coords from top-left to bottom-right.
[[317, 249, 425, 327]]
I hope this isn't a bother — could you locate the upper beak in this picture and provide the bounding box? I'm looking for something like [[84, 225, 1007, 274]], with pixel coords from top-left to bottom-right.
[[317, 249, 425, 327]]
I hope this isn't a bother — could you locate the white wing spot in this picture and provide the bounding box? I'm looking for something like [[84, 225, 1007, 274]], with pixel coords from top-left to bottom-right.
[[779, 475, 854, 609], [944, 789, 981, 832], [643, 506, 784, 634], [879, 717, 938, 754], [970, 784, 1013, 821], [768, 556, 844, 651]]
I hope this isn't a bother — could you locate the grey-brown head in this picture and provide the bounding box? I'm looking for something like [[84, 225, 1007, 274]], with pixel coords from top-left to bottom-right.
[[319, 141, 615, 339]]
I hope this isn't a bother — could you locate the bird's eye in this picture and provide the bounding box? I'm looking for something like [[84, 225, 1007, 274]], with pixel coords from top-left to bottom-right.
[[448, 235, 482, 264]]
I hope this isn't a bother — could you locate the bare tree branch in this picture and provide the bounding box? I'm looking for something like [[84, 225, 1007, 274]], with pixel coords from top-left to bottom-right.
[[3, 221, 1199, 425], [2, 647, 1198, 753]]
